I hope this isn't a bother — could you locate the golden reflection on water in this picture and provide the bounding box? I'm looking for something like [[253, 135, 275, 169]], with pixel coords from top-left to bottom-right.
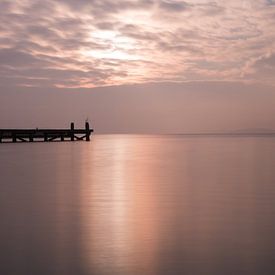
[[80, 136, 160, 274]]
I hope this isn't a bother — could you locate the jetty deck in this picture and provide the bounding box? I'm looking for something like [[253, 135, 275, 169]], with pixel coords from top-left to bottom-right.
[[0, 122, 93, 143]]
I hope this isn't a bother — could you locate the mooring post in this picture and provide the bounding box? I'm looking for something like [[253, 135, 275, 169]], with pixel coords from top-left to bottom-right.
[[85, 122, 90, 141], [12, 133, 16, 143], [70, 122, 75, 141]]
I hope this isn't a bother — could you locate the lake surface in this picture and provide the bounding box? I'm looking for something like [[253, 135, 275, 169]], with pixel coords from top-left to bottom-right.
[[1, 135, 275, 275]]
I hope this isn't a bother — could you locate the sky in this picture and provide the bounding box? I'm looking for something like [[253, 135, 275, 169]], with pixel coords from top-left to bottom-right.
[[0, 0, 275, 133]]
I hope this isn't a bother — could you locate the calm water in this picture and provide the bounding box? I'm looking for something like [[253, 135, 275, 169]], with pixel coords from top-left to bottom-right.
[[1, 135, 275, 275]]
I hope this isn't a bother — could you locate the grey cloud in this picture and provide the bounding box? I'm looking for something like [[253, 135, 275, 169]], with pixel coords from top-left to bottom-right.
[[194, 2, 224, 16], [26, 25, 61, 40], [17, 22, 106, 53], [256, 53, 275, 67], [58, 0, 154, 15], [16, 41, 58, 55], [251, 53, 275, 79], [0, 48, 50, 68], [119, 24, 161, 41], [196, 59, 241, 71], [52, 18, 85, 30], [155, 28, 205, 54], [0, 46, 111, 87], [266, 0, 275, 6], [158, 0, 189, 12], [157, 40, 203, 54], [0, 65, 113, 88], [0, 1, 12, 12], [95, 21, 117, 30], [22, 1, 57, 18]]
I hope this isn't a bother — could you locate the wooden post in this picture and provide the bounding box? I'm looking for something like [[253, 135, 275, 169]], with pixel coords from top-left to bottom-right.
[[0, 133, 2, 143], [85, 122, 90, 141], [12, 133, 16, 143], [70, 122, 75, 141], [44, 133, 48, 142], [29, 134, 34, 142], [61, 134, 64, 141]]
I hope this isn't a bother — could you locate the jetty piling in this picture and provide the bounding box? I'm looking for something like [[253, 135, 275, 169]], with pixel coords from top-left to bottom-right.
[[85, 122, 90, 141], [70, 122, 75, 141], [0, 122, 93, 143]]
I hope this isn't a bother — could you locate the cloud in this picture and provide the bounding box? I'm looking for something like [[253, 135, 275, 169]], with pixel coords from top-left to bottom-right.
[[158, 0, 189, 12], [266, 0, 275, 6], [243, 52, 275, 85], [0, 48, 51, 67], [254, 53, 275, 70], [0, 0, 275, 88]]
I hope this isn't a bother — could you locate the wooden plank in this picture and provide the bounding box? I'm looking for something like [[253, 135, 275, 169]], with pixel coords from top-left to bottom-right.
[[75, 135, 86, 141], [17, 137, 27, 142]]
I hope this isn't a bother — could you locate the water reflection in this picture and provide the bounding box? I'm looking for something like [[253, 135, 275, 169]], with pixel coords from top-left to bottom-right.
[[79, 135, 275, 275], [1, 136, 275, 274], [80, 137, 160, 274]]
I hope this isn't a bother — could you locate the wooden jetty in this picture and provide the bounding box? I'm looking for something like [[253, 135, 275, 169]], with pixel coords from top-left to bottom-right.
[[0, 122, 93, 143]]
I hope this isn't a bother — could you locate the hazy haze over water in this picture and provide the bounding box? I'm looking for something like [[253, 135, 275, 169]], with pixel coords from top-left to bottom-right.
[[1, 135, 275, 275]]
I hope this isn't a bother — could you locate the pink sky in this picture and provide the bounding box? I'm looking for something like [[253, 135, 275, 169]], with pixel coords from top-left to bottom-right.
[[0, 0, 275, 132]]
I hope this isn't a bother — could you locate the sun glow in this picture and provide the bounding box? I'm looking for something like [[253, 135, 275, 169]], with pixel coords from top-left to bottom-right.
[[83, 49, 139, 61], [81, 30, 141, 61]]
